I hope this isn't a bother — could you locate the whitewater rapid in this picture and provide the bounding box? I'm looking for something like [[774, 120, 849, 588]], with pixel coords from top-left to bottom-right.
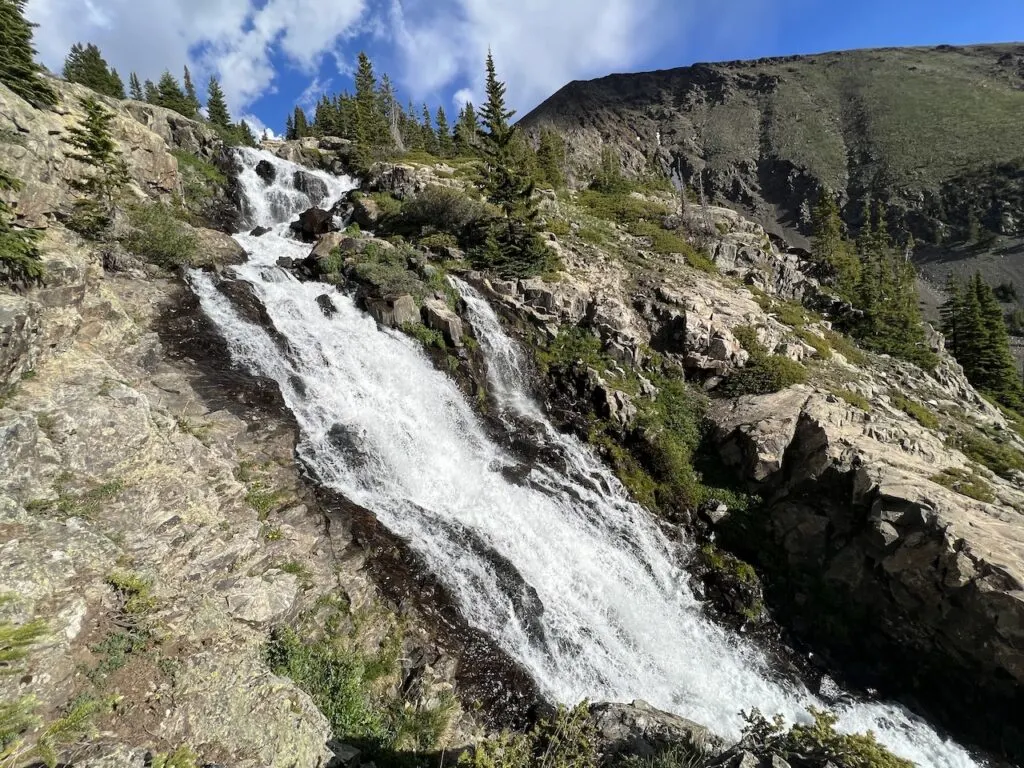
[[189, 148, 984, 768]]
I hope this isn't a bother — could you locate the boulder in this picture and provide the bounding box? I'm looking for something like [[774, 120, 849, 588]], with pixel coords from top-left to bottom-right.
[[352, 196, 382, 229], [250, 225, 272, 237], [0, 294, 42, 388], [308, 232, 350, 264], [366, 294, 418, 328], [254, 159, 276, 185], [421, 298, 464, 346], [366, 163, 420, 199], [290, 207, 337, 242], [318, 136, 353, 153], [293, 170, 328, 206], [191, 226, 248, 269], [588, 700, 720, 759]]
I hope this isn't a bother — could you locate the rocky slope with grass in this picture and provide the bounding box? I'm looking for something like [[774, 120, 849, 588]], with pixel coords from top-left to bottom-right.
[[519, 44, 1024, 296], [1, 81, 477, 767], [299, 150, 1024, 762]]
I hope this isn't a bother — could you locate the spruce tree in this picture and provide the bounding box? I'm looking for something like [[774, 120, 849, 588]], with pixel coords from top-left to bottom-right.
[[401, 99, 422, 150], [285, 113, 295, 141], [421, 103, 438, 155], [474, 51, 552, 278], [143, 79, 156, 103], [182, 66, 200, 117], [811, 190, 859, 300], [293, 106, 309, 138], [154, 71, 190, 115], [454, 102, 477, 155], [128, 72, 143, 100], [0, 166, 44, 283], [62, 43, 124, 99], [940, 275, 964, 359], [0, 0, 57, 107], [353, 52, 391, 165], [62, 96, 128, 236], [535, 128, 566, 189], [435, 106, 453, 157], [205, 76, 230, 128]]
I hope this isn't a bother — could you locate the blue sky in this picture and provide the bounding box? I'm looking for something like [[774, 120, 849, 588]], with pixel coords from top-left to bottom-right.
[[24, 0, 1024, 138]]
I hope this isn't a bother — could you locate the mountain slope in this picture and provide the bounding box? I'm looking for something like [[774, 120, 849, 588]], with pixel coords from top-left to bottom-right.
[[520, 44, 1024, 259]]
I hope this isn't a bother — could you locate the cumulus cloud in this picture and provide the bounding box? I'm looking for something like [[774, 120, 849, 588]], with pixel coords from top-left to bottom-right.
[[25, 0, 367, 113], [387, 0, 678, 112], [239, 113, 276, 140]]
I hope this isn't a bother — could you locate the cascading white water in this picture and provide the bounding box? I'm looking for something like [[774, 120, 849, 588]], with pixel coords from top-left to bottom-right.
[[191, 148, 983, 768]]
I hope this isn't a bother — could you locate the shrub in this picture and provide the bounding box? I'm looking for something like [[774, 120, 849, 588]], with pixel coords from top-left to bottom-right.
[[123, 203, 198, 268], [721, 325, 808, 396], [0, 167, 45, 284], [394, 185, 491, 243], [418, 232, 459, 252], [948, 430, 1024, 479], [171, 150, 226, 207], [823, 329, 869, 366], [890, 393, 940, 430], [460, 703, 597, 768], [931, 467, 995, 503], [795, 328, 833, 360], [352, 242, 425, 298]]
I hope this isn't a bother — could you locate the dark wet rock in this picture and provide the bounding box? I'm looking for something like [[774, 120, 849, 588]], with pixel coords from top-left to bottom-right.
[[250, 226, 272, 237], [290, 206, 337, 242], [293, 170, 329, 206], [254, 159, 276, 185], [276, 257, 294, 269], [316, 293, 337, 317]]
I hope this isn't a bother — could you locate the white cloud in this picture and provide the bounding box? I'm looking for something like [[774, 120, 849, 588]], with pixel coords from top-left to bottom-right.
[[452, 87, 474, 109], [298, 76, 332, 110], [387, 0, 680, 113], [25, 0, 367, 114]]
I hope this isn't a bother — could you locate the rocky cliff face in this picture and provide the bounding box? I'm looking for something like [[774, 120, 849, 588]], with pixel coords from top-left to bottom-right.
[[519, 44, 1024, 291]]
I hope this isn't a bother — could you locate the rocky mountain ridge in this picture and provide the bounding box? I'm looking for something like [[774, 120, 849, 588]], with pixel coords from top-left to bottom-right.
[[519, 43, 1024, 293]]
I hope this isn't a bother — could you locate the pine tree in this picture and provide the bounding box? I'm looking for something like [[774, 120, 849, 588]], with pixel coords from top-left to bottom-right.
[[154, 71, 190, 115], [293, 106, 309, 138], [205, 76, 230, 128], [811, 190, 859, 300], [401, 99, 422, 150], [535, 128, 566, 189], [454, 102, 477, 155], [0, 0, 57, 107], [435, 106, 453, 158], [128, 71, 143, 101], [285, 113, 295, 141], [352, 52, 391, 165], [0, 166, 45, 283], [143, 79, 156, 103], [940, 274, 965, 359], [182, 65, 200, 117], [474, 51, 552, 278], [62, 96, 128, 236], [62, 43, 124, 99], [421, 103, 438, 155]]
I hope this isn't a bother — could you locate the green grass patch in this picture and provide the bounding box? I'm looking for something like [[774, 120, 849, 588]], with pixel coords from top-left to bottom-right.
[[171, 150, 226, 204], [26, 478, 127, 519], [401, 322, 446, 350], [931, 467, 996, 503], [890, 393, 940, 430], [245, 480, 289, 520], [831, 388, 872, 412], [823, 329, 869, 366], [795, 328, 833, 360], [948, 429, 1024, 479], [123, 203, 198, 269]]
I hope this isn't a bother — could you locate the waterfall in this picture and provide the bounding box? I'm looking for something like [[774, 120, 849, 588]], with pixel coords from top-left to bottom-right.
[[190, 148, 983, 768]]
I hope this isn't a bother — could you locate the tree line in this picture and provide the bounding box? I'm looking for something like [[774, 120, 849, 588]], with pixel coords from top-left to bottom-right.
[[812, 194, 936, 369], [941, 273, 1024, 411], [57, 40, 256, 147]]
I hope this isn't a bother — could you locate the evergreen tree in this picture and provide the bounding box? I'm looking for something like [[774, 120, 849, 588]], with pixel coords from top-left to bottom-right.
[[474, 51, 552, 278], [0, 0, 57, 107], [940, 274, 965, 358], [62, 43, 124, 99], [378, 74, 403, 151], [352, 52, 391, 165], [205, 76, 230, 128], [153, 71, 191, 115], [421, 103, 438, 155], [182, 65, 200, 117], [143, 79, 156, 103], [285, 113, 295, 141], [0, 166, 44, 283], [292, 106, 309, 138], [128, 71, 143, 101], [535, 127, 566, 189], [811, 190, 859, 300], [435, 106, 453, 158], [401, 99, 422, 150], [235, 119, 256, 147], [62, 96, 128, 237], [454, 102, 477, 155]]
